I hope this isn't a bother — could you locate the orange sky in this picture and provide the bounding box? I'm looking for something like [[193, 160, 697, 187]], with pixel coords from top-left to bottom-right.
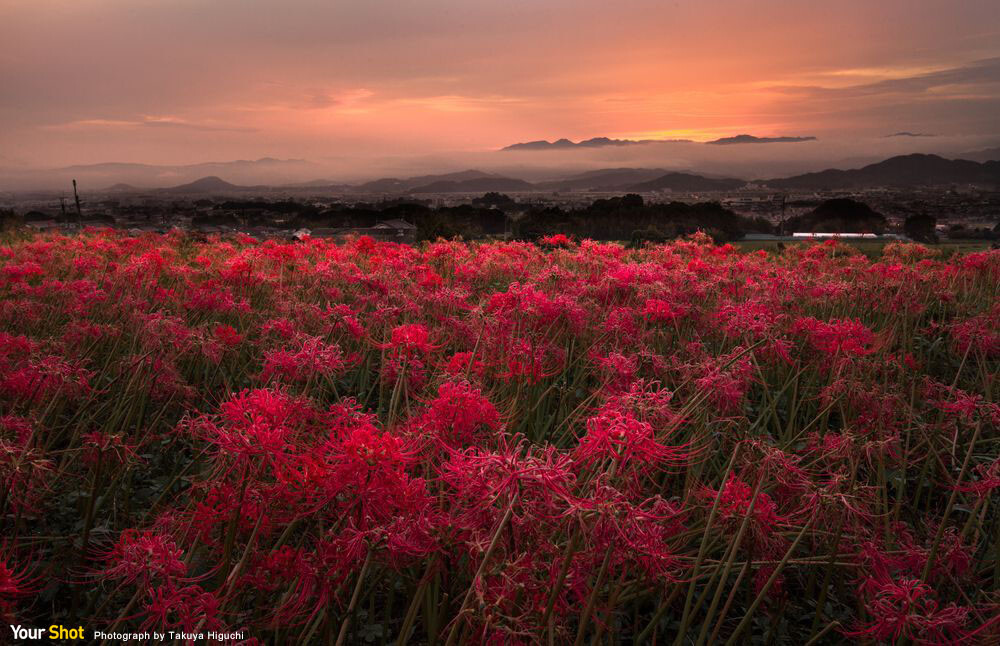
[[2, 0, 999, 169]]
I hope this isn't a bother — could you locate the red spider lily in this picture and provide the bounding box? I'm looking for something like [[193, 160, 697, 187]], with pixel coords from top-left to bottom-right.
[[486, 283, 587, 335], [642, 298, 684, 323], [440, 436, 576, 524], [185, 387, 324, 475], [539, 234, 574, 248], [413, 379, 501, 447], [384, 323, 438, 358], [582, 485, 687, 582], [702, 473, 786, 556], [213, 324, 243, 348], [739, 440, 810, 503], [81, 431, 142, 467], [326, 304, 366, 340], [689, 348, 755, 413], [0, 355, 92, 403], [0, 422, 52, 515], [793, 316, 877, 358], [498, 338, 565, 384], [0, 554, 38, 623], [442, 351, 487, 380], [715, 300, 784, 339], [141, 583, 223, 633], [948, 303, 1000, 358], [953, 457, 1000, 498], [847, 578, 970, 644], [592, 352, 639, 391], [260, 335, 352, 384], [576, 406, 692, 473], [96, 530, 187, 589]]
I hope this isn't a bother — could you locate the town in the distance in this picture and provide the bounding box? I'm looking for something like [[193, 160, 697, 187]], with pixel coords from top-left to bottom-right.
[[3, 151, 998, 248]]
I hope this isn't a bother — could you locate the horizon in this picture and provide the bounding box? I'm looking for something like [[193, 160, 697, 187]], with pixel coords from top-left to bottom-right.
[[3, 0, 1000, 182], [3, 140, 999, 192]]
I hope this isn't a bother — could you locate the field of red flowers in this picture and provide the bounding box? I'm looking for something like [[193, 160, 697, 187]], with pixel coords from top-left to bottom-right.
[[1, 230, 998, 644]]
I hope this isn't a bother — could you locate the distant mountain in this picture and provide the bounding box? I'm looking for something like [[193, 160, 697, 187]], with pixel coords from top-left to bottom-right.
[[160, 176, 251, 194], [409, 177, 537, 193], [502, 137, 686, 151], [628, 172, 745, 192], [706, 134, 817, 145], [354, 170, 499, 193], [537, 168, 671, 191], [281, 178, 351, 188], [957, 147, 1000, 163], [764, 153, 1000, 189], [104, 183, 140, 193], [885, 132, 935, 138], [0, 158, 319, 191]]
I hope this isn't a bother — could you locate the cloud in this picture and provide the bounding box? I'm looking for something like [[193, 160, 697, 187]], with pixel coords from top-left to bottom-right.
[[42, 116, 257, 132], [767, 57, 1000, 98]]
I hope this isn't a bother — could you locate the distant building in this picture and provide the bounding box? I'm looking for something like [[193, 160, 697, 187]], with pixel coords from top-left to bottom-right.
[[373, 219, 418, 238], [25, 219, 60, 231], [792, 232, 880, 239]]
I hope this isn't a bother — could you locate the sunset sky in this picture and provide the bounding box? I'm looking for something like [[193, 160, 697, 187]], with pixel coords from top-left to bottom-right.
[[3, 0, 999, 170]]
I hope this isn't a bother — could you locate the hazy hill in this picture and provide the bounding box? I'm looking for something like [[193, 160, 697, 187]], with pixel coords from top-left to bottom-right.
[[628, 172, 745, 192], [354, 170, 500, 193], [0, 158, 319, 191], [957, 147, 1000, 163], [502, 137, 684, 150], [706, 134, 817, 145], [537, 168, 670, 191], [409, 177, 537, 193], [159, 176, 254, 194], [764, 153, 1000, 189], [104, 183, 141, 193]]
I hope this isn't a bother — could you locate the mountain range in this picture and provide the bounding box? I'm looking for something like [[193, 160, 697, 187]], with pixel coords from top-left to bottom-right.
[[534, 168, 672, 191], [958, 147, 1000, 163], [0, 158, 320, 192], [763, 153, 999, 189], [628, 172, 745, 192], [705, 134, 817, 145], [158, 176, 262, 194], [503, 134, 817, 150], [353, 170, 505, 193], [347, 154, 998, 193], [6, 152, 999, 195], [502, 137, 674, 151]]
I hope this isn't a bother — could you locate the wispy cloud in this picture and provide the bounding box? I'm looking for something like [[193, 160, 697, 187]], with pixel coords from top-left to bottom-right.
[[767, 57, 1000, 97], [42, 116, 257, 132]]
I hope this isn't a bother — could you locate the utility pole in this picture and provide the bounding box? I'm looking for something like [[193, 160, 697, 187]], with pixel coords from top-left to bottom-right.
[[72, 179, 82, 221]]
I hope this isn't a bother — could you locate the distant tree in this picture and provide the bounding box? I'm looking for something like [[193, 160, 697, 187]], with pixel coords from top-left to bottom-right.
[[513, 199, 759, 242], [628, 226, 668, 248], [416, 213, 461, 241], [904, 214, 937, 243], [0, 208, 21, 229], [192, 212, 240, 228], [472, 192, 516, 208], [620, 193, 644, 209]]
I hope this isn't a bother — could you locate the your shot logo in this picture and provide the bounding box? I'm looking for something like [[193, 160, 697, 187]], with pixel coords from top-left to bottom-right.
[[9, 625, 86, 641]]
